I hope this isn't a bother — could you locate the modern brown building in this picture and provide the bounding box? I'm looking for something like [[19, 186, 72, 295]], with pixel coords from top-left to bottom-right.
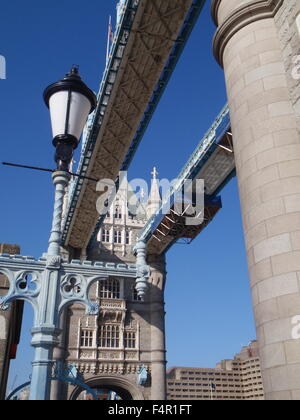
[[0, 244, 24, 400], [167, 341, 264, 400]]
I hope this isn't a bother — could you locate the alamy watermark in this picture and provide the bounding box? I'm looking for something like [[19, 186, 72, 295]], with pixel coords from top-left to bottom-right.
[[0, 55, 6, 79], [95, 171, 205, 226]]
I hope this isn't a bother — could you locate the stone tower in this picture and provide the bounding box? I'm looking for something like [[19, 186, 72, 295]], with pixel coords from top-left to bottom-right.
[[212, 0, 300, 400], [56, 170, 166, 400]]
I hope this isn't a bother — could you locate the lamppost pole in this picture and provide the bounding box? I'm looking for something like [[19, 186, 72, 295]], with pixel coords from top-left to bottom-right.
[[47, 172, 71, 257], [29, 172, 70, 400], [28, 67, 97, 400]]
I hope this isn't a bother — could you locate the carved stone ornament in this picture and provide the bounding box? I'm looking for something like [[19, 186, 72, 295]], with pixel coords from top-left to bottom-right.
[[46, 255, 62, 268]]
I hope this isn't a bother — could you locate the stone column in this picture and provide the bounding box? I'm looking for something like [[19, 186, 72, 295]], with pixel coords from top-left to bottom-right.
[[148, 254, 167, 400], [212, 0, 300, 400]]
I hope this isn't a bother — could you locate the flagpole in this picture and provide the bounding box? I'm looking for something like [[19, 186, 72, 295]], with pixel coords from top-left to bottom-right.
[[106, 15, 112, 66]]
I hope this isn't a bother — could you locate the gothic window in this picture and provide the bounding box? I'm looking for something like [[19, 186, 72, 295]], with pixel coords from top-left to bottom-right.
[[114, 204, 122, 219], [125, 229, 130, 245], [132, 284, 142, 301], [114, 230, 122, 244], [80, 330, 93, 347], [99, 278, 120, 299], [99, 325, 120, 348], [101, 228, 110, 243], [124, 331, 136, 349]]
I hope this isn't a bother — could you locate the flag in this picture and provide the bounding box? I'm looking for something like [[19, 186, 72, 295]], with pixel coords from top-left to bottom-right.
[[210, 382, 216, 391], [106, 16, 114, 65], [108, 16, 114, 42]]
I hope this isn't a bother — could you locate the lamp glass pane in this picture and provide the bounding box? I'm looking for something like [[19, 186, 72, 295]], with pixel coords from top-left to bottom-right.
[[49, 90, 92, 141], [68, 91, 91, 140], [49, 91, 68, 138]]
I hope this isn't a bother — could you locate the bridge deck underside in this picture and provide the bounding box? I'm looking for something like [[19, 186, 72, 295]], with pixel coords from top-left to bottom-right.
[[141, 116, 235, 255], [64, 0, 193, 251], [147, 198, 222, 255]]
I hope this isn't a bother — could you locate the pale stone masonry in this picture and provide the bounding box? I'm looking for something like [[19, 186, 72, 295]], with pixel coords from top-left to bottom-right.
[[167, 341, 264, 400], [53, 171, 167, 400], [212, 0, 300, 400], [0, 244, 23, 400]]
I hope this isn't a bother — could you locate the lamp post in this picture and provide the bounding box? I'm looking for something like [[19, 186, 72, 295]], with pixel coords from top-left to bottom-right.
[[43, 66, 96, 257], [0, 67, 150, 400], [44, 66, 96, 172], [23, 67, 96, 400]]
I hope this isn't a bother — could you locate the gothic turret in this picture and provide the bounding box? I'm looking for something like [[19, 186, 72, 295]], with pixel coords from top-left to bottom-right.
[[147, 167, 161, 218]]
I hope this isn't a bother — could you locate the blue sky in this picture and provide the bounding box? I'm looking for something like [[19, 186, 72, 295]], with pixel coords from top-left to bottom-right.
[[0, 0, 256, 392]]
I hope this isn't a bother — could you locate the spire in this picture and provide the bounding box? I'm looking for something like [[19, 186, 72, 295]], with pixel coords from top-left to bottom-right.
[[151, 167, 158, 180], [147, 167, 161, 218]]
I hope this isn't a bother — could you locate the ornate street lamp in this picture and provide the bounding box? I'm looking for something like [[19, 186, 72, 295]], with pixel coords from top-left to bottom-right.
[[0, 67, 149, 401], [44, 66, 97, 171], [43, 68, 96, 257]]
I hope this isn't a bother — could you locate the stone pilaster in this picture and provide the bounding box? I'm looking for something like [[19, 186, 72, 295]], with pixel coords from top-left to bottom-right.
[[50, 310, 68, 401], [212, 0, 300, 400], [148, 254, 167, 400], [0, 244, 21, 400]]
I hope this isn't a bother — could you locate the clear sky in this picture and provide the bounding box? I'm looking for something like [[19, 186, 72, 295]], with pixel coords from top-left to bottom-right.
[[0, 0, 256, 393]]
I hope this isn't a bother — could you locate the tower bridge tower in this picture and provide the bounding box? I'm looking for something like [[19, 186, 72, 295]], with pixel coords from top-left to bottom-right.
[[55, 170, 166, 400], [212, 0, 300, 400]]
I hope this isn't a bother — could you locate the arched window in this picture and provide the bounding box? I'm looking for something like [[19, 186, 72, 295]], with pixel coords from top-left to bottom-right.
[[99, 325, 120, 348], [99, 278, 120, 299]]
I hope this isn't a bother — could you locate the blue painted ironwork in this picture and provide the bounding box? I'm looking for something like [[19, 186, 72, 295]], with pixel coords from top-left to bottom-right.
[[63, 0, 207, 249], [0, 169, 148, 400], [138, 104, 231, 244], [137, 365, 148, 386], [6, 381, 31, 401], [51, 362, 99, 400], [61, 0, 139, 245], [120, 0, 206, 171], [133, 240, 150, 301]]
